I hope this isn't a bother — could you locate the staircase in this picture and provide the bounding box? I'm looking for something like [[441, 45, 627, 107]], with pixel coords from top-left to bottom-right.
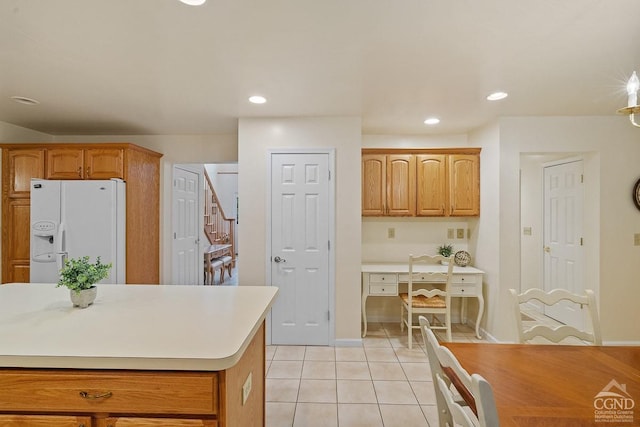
[[204, 169, 235, 264]]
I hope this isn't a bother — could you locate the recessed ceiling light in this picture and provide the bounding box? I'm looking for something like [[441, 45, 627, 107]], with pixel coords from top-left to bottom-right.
[[11, 96, 40, 105], [249, 95, 267, 104], [424, 117, 440, 125], [179, 0, 206, 5], [487, 91, 508, 101]]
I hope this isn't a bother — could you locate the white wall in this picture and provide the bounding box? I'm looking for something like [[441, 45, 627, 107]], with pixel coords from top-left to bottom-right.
[[498, 116, 639, 343], [238, 117, 362, 342]]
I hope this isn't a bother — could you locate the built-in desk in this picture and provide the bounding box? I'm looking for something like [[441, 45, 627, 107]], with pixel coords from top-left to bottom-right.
[[362, 263, 484, 339]]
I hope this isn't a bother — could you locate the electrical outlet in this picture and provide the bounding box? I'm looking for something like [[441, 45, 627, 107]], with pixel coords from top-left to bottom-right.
[[447, 228, 454, 239], [467, 228, 471, 239], [388, 227, 395, 239], [456, 228, 465, 239], [242, 372, 252, 405]]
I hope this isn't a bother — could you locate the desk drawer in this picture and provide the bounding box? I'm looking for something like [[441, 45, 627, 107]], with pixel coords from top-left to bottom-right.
[[450, 284, 478, 296], [452, 275, 478, 285], [369, 273, 397, 284], [0, 369, 218, 415], [398, 273, 448, 283], [369, 284, 398, 296]]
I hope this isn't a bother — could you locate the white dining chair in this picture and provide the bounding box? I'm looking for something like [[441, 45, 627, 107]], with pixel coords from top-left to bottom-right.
[[419, 316, 500, 427], [400, 254, 454, 349], [509, 288, 602, 345]]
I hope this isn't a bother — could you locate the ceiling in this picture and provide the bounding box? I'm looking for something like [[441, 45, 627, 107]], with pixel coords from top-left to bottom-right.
[[1, 0, 640, 136]]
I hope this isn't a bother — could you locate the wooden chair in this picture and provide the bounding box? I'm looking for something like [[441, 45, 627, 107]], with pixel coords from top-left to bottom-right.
[[509, 288, 602, 345], [419, 316, 500, 427], [400, 254, 454, 349]]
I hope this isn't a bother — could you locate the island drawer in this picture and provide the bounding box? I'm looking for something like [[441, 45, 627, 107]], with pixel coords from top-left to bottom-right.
[[0, 369, 218, 415]]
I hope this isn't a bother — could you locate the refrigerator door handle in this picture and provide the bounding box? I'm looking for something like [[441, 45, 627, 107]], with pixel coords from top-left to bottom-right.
[[56, 225, 67, 271]]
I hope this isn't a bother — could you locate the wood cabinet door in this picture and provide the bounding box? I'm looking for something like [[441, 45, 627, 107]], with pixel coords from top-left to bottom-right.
[[386, 154, 415, 216], [449, 154, 479, 216], [362, 154, 386, 216], [46, 148, 84, 179], [416, 154, 447, 216], [85, 148, 124, 179], [0, 414, 91, 427], [7, 149, 45, 197], [4, 199, 31, 283]]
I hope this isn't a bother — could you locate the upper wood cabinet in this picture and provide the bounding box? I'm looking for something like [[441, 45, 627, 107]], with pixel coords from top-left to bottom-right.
[[1, 143, 162, 284], [416, 154, 447, 216], [449, 154, 480, 216], [5, 149, 45, 198], [46, 147, 124, 179], [362, 148, 480, 217], [362, 154, 416, 216]]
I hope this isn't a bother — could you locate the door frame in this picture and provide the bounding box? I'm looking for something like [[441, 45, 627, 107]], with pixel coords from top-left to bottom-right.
[[171, 164, 204, 285], [265, 148, 336, 346]]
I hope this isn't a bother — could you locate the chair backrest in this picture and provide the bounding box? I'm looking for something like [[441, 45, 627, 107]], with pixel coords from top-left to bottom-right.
[[509, 288, 602, 345], [419, 316, 500, 427], [435, 373, 477, 427], [408, 254, 454, 302]]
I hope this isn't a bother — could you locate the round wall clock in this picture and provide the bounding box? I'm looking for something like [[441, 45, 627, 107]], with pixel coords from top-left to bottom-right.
[[634, 178, 640, 211]]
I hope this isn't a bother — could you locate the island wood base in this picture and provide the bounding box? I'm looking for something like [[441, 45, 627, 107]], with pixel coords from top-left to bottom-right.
[[0, 323, 265, 427]]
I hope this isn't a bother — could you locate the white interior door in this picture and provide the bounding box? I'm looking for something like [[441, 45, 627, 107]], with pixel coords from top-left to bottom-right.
[[543, 160, 584, 327], [172, 166, 200, 285], [270, 153, 330, 345]]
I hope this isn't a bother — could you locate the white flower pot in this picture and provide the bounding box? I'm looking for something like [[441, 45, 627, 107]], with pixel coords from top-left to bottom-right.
[[70, 286, 97, 308]]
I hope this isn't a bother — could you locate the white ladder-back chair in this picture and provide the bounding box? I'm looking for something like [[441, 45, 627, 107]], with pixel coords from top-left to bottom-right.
[[419, 316, 500, 427], [400, 254, 454, 349], [509, 288, 602, 345]]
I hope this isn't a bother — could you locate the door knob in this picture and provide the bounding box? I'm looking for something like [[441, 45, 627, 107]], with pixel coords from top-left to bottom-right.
[[544, 246, 551, 253], [274, 256, 286, 263]]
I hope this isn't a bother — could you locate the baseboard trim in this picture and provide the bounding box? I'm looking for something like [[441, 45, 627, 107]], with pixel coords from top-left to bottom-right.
[[603, 340, 640, 346]]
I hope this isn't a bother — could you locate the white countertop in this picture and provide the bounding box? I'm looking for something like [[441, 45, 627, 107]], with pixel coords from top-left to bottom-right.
[[362, 262, 484, 274], [0, 283, 278, 371]]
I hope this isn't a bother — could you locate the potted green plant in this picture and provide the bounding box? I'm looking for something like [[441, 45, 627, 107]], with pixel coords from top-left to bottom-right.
[[437, 244, 454, 264], [57, 256, 112, 308]]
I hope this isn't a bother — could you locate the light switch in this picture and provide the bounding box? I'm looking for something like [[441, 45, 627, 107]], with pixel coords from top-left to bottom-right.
[[447, 228, 454, 239], [635, 233, 640, 246], [388, 228, 395, 239]]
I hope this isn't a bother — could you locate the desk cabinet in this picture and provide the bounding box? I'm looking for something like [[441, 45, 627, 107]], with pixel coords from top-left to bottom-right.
[[362, 149, 480, 217], [362, 154, 415, 216]]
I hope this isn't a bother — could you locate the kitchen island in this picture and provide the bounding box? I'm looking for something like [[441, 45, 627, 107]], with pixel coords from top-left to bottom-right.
[[0, 283, 278, 427]]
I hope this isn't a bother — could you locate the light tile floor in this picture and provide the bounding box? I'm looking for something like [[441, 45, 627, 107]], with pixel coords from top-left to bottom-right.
[[265, 322, 483, 427]]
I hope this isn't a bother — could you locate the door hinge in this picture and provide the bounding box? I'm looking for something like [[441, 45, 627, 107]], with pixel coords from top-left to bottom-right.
[[328, 310, 330, 321], [174, 232, 176, 239], [328, 170, 331, 180], [580, 237, 583, 246], [581, 174, 584, 183], [328, 240, 330, 251]]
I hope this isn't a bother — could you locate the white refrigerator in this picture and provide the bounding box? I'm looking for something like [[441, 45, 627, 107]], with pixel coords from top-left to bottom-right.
[[30, 179, 126, 284]]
